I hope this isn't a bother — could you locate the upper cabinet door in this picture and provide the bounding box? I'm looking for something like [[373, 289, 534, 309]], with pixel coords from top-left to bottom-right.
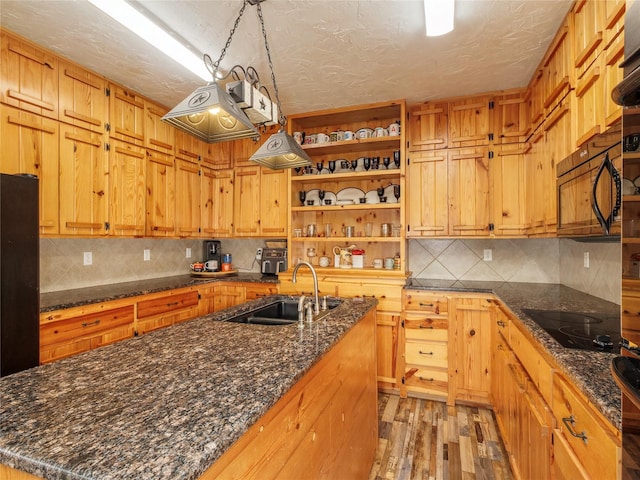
[[233, 165, 260, 237], [572, 0, 606, 76], [201, 140, 232, 169], [174, 129, 200, 163], [58, 60, 107, 134], [259, 168, 288, 237], [108, 139, 146, 237], [0, 31, 58, 119], [407, 101, 448, 152], [448, 95, 492, 148], [145, 150, 176, 237], [0, 105, 59, 235], [58, 124, 109, 236], [493, 91, 529, 145], [542, 21, 573, 112], [144, 100, 174, 155], [406, 150, 448, 238], [109, 83, 145, 146], [175, 158, 201, 238], [202, 167, 234, 238]]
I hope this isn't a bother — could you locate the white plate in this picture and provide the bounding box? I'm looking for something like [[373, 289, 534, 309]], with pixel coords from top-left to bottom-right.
[[336, 187, 365, 204], [364, 190, 379, 204], [305, 188, 320, 205], [624, 178, 636, 195], [317, 168, 331, 175], [634, 176, 640, 189]]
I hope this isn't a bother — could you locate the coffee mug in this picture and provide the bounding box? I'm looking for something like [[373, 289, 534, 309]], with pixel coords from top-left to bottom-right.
[[388, 122, 400, 136], [293, 131, 305, 145], [222, 253, 232, 264], [190, 262, 204, 272], [342, 225, 355, 237], [343, 130, 354, 140], [384, 257, 394, 269], [316, 133, 330, 144], [381, 223, 391, 237], [221, 263, 232, 272], [319, 256, 330, 267], [303, 134, 316, 144], [329, 131, 339, 142], [374, 127, 389, 137], [204, 260, 218, 271], [372, 258, 383, 269]]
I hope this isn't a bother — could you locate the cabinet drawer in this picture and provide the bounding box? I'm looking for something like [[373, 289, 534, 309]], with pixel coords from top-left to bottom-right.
[[404, 290, 448, 314], [551, 374, 620, 480], [404, 313, 448, 342], [404, 367, 448, 395], [40, 305, 134, 347], [405, 341, 447, 368], [337, 283, 401, 312], [509, 321, 554, 405], [137, 290, 199, 319]]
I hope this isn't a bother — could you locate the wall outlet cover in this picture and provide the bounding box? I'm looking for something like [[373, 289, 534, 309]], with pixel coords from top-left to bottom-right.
[[83, 252, 92, 266], [186, 248, 192, 258], [483, 249, 492, 262], [144, 249, 151, 261]]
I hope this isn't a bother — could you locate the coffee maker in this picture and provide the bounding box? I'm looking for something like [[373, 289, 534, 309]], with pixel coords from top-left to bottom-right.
[[203, 240, 221, 272]]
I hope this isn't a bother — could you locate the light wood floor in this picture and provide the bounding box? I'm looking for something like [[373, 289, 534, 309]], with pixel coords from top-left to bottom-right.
[[369, 393, 513, 480]]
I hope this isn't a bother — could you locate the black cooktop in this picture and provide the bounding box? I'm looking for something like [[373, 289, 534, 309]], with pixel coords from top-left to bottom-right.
[[522, 309, 622, 354]]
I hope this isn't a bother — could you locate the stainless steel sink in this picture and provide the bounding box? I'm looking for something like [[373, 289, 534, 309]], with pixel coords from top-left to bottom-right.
[[224, 298, 341, 325]]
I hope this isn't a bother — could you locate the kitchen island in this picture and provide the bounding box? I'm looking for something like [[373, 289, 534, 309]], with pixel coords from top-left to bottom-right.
[[0, 295, 378, 480]]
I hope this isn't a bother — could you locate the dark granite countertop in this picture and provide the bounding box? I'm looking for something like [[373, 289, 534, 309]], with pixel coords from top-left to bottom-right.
[[0, 295, 377, 480], [406, 279, 621, 431], [40, 273, 278, 312]]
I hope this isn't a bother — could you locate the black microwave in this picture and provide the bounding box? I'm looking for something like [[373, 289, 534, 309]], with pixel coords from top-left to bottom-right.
[[556, 126, 622, 237]]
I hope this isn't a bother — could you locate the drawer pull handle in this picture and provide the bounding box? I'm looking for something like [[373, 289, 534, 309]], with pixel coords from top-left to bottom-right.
[[82, 320, 100, 328], [363, 295, 376, 299], [562, 416, 588, 443], [418, 376, 434, 382], [418, 350, 434, 355], [497, 320, 506, 327], [166, 301, 179, 307], [419, 303, 434, 307], [419, 325, 434, 329]]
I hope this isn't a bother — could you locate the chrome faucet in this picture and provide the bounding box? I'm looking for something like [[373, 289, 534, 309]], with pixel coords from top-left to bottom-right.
[[292, 261, 320, 315]]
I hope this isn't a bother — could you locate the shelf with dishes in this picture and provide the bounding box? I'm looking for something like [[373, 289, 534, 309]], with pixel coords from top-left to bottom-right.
[[299, 136, 401, 156], [291, 236, 400, 243], [291, 169, 400, 184], [292, 184, 401, 208]]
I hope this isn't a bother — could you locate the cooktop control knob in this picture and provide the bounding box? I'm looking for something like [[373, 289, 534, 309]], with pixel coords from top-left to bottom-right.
[[593, 334, 613, 348]]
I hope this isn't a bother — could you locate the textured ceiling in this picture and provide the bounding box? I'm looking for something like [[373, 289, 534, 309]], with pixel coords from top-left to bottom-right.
[[0, 0, 573, 115]]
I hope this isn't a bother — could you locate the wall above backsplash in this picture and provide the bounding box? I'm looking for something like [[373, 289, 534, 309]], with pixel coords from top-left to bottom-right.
[[40, 238, 264, 293]]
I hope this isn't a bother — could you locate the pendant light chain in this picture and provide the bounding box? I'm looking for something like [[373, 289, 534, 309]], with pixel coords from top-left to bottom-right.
[[256, 2, 286, 128], [206, 0, 250, 79]]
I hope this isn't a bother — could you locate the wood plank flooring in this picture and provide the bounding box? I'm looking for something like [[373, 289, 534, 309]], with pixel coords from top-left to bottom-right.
[[369, 393, 513, 480]]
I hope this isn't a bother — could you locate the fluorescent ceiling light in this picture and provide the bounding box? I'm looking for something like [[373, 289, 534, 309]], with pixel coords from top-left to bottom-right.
[[424, 0, 455, 37], [87, 0, 211, 81]]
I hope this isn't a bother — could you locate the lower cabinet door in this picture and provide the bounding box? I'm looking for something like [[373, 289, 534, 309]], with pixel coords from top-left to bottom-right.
[[375, 311, 400, 391], [551, 429, 589, 480]]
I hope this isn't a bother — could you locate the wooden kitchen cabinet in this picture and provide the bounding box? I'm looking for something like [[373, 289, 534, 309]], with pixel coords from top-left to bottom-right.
[[202, 167, 234, 238], [447, 146, 490, 236], [603, 19, 624, 128], [571, 0, 606, 77], [259, 168, 288, 237], [40, 301, 134, 364], [201, 139, 232, 169], [0, 105, 59, 235], [58, 59, 107, 134], [551, 372, 621, 480], [145, 149, 175, 237], [135, 288, 200, 335], [407, 101, 448, 152], [108, 83, 145, 147], [233, 165, 261, 237], [244, 282, 278, 300], [449, 294, 492, 404], [492, 90, 529, 145], [174, 129, 201, 164], [542, 20, 573, 114], [447, 94, 492, 148], [0, 30, 58, 119], [212, 284, 246, 312], [400, 290, 450, 401], [376, 311, 400, 392], [58, 123, 109, 236], [527, 69, 546, 133], [490, 144, 528, 236], [573, 57, 606, 147], [406, 149, 448, 237], [175, 158, 201, 237], [108, 139, 146, 236], [525, 128, 547, 235], [144, 100, 174, 155]]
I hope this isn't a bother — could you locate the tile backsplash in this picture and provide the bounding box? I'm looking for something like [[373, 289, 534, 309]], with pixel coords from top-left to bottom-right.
[[409, 238, 620, 304], [41, 237, 621, 304], [40, 238, 264, 293]]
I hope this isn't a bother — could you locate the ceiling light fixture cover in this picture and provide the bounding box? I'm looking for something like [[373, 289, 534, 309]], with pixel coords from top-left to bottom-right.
[[424, 0, 455, 37], [162, 83, 259, 142], [250, 130, 311, 169]]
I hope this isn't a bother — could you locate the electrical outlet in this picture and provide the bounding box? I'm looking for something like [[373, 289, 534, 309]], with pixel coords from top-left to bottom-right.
[[144, 249, 151, 261], [483, 249, 492, 262], [83, 252, 92, 266], [186, 248, 192, 258], [256, 248, 263, 261], [584, 251, 590, 268]]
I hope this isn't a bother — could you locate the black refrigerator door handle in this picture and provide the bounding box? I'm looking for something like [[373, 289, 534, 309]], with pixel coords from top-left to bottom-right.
[[591, 153, 619, 235]]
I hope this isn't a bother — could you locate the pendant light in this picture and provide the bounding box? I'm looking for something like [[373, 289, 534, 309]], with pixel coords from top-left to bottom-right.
[[424, 0, 455, 37], [162, 1, 260, 143], [248, 1, 312, 169]]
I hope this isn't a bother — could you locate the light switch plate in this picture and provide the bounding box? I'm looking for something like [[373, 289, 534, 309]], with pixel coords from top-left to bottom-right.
[[144, 249, 151, 261], [83, 252, 92, 266], [584, 252, 589, 268], [186, 248, 192, 258]]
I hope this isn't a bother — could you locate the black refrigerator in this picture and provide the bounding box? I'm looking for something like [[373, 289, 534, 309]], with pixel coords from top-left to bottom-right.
[[0, 173, 39, 376]]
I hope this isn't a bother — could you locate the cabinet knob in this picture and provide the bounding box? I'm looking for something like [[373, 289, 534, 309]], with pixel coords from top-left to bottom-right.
[[469, 329, 476, 337]]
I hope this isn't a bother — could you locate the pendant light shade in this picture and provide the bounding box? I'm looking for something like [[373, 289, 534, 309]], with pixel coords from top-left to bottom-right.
[[162, 83, 260, 143], [249, 130, 312, 169], [424, 0, 455, 37]]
